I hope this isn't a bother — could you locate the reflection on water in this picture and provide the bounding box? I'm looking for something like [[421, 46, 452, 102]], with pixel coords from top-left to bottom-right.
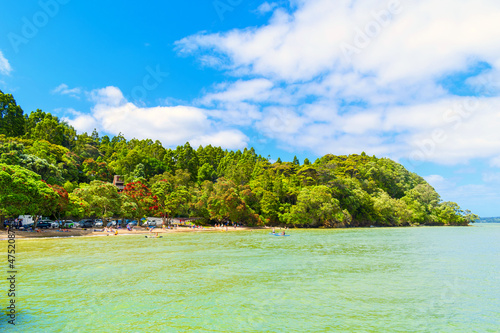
[[2, 225, 499, 332]]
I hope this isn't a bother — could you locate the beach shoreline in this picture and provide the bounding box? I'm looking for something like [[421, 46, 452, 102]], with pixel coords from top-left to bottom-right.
[[0, 226, 262, 240], [0, 224, 473, 240]]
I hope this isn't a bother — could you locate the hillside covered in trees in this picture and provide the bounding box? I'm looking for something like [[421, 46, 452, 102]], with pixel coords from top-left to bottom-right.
[[0, 89, 477, 227]]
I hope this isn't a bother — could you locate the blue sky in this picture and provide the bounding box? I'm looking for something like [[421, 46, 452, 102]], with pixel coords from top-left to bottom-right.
[[1, 0, 500, 216]]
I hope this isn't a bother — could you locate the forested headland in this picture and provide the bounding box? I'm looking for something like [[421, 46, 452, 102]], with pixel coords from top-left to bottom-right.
[[0, 89, 478, 227]]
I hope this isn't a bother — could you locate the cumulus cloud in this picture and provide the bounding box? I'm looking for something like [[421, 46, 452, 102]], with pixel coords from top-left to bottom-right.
[[423, 174, 500, 215], [173, 0, 500, 165], [255, 96, 500, 164], [52, 84, 82, 98], [177, 0, 500, 83], [466, 68, 500, 96], [256, 2, 279, 15], [424, 175, 452, 190], [61, 109, 99, 134], [482, 172, 500, 183], [490, 156, 500, 168], [66, 86, 248, 150], [200, 79, 275, 105], [0, 51, 12, 75]]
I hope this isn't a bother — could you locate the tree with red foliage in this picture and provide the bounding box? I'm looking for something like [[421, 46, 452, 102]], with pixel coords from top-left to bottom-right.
[[47, 183, 69, 220], [121, 181, 158, 225]]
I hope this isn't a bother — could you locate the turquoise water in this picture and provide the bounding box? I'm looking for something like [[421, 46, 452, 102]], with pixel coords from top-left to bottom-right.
[[1, 224, 499, 332]]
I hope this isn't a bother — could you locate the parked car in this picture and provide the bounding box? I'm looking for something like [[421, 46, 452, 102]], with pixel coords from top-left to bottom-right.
[[127, 220, 138, 227], [50, 221, 60, 228], [62, 220, 75, 228], [79, 219, 94, 228], [145, 220, 157, 227], [106, 221, 117, 227], [17, 215, 41, 227], [37, 220, 53, 229], [94, 219, 103, 227]]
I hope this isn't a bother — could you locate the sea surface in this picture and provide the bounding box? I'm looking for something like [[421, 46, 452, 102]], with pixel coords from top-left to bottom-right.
[[1, 224, 499, 332]]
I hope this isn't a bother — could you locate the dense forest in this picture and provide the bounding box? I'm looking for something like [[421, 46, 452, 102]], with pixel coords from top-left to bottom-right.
[[0, 89, 478, 228]]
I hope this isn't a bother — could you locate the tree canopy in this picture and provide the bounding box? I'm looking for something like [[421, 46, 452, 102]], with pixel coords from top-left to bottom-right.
[[0, 89, 477, 227]]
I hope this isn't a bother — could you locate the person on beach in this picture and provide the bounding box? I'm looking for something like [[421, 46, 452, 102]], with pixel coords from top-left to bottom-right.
[[115, 229, 118, 236], [272, 227, 275, 234]]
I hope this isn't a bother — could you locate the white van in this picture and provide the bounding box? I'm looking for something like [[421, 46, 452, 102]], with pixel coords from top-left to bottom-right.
[[17, 215, 41, 227]]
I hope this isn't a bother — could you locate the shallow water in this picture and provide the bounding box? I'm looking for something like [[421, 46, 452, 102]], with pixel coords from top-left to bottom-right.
[[1, 224, 499, 332]]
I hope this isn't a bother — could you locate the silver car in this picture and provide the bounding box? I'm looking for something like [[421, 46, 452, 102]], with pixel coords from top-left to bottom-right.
[[62, 220, 75, 228]]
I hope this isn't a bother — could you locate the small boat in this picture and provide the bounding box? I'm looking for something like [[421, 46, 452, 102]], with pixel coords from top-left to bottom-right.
[[145, 235, 163, 238], [270, 233, 290, 237]]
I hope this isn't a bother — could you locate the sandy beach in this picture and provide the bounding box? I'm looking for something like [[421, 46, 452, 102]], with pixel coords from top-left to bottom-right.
[[0, 226, 259, 239]]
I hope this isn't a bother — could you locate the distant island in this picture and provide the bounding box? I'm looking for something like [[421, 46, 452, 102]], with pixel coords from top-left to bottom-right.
[[0, 89, 478, 228], [478, 217, 500, 223]]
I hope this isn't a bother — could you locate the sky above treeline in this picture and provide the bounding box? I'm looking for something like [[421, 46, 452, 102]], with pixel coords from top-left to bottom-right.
[[1, 0, 500, 216]]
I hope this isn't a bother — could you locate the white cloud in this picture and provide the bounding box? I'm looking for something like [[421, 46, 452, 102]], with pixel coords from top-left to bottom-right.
[[490, 156, 500, 168], [200, 79, 275, 105], [177, 0, 500, 84], [173, 0, 500, 164], [424, 175, 452, 191], [206, 102, 261, 126], [52, 83, 82, 98], [256, 2, 278, 15], [206, 95, 500, 164], [191, 130, 248, 148], [0, 51, 12, 75], [66, 86, 248, 150], [88, 86, 125, 106], [419, 173, 500, 215], [466, 69, 500, 96], [62, 112, 98, 134], [482, 172, 500, 183]]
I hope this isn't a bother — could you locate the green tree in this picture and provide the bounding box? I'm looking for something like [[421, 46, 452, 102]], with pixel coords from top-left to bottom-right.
[[197, 162, 216, 183], [25, 111, 76, 148], [0, 90, 25, 137], [70, 181, 121, 221], [131, 163, 146, 181], [284, 185, 345, 227], [0, 163, 57, 227]]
